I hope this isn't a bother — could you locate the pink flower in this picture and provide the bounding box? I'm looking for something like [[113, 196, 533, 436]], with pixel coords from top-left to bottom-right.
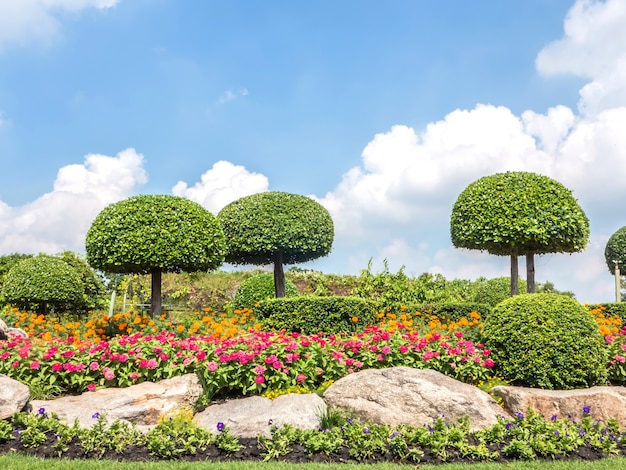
[[482, 359, 495, 368], [207, 361, 219, 372], [454, 331, 464, 338], [399, 345, 409, 354], [614, 355, 626, 363], [254, 365, 266, 375], [296, 373, 306, 383], [381, 346, 391, 355], [265, 354, 278, 364], [272, 360, 283, 369], [52, 362, 62, 372], [482, 349, 491, 356], [354, 361, 363, 368], [29, 361, 40, 370], [87, 384, 97, 392], [159, 353, 168, 361], [255, 375, 265, 384], [129, 372, 140, 381], [473, 356, 481, 363], [89, 361, 100, 371], [11, 361, 18, 369], [146, 359, 158, 369], [376, 354, 385, 362], [103, 367, 115, 381], [606, 335, 614, 344]]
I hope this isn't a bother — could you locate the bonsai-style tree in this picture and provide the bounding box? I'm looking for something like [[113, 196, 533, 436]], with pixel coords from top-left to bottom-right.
[[604, 226, 626, 301], [450, 171, 589, 295], [57, 251, 108, 311], [217, 192, 334, 298], [86, 195, 226, 316], [1, 254, 84, 314]]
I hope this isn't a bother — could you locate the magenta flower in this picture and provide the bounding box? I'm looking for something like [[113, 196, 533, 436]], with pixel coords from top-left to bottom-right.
[[254, 365, 266, 375], [207, 361, 219, 371], [29, 361, 40, 370], [296, 373, 306, 383], [51, 362, 62, 372], [89, 361, 99, 371], [103, 367, 115, 381], [255, 375, 265, 384], [87, 384, 97, 392]]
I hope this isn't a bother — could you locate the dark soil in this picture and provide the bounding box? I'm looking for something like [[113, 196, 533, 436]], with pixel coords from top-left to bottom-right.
[[0, 434, 622, 465]]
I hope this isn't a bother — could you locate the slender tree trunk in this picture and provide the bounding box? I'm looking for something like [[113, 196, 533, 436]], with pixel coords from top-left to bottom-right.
[[510, 254, 519, 296], [151, 268, 162, 318], [526, 252, 536, 293], [273, 251, 286, 298]]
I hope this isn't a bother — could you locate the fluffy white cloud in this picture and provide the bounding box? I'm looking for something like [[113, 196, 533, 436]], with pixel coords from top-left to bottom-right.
[[0, 0, 120, 50], [0, 148, 146, 254], [217, 88, 249, 105], [172, 160, 269, 214], [536, 0, 626, 114]]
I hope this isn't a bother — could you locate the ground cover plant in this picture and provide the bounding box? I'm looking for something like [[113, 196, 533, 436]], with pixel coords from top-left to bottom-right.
[[2, 404, 626, 465]]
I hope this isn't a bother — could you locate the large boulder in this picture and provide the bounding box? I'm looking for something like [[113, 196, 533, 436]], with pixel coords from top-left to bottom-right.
[[0, 318, 9, 341], [323, 367, 508, 431], [29, 374, 202, 430], [193, 393, 326, 438], [0, 374, 30, 419], [492, 385, 626, 426]]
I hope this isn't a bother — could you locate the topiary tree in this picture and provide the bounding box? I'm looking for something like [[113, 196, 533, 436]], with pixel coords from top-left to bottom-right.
[[472, 277, 527, 307], [482, 293, 607, 389], [1, 254, 84, 314], [217, 192, 334, 298], [85, 194, 226, 317], [450, 171, 589, 295], [233, 273, 299, 310]]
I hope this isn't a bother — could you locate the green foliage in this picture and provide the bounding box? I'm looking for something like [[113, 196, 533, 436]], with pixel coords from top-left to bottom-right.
[[57, 251, 107, 310], [255, 296, 377, 334], [86, 194, 226, 274], [1, 254, 85, 314], [217, 191, 334, 266], [605, 226, 626, 273], [233, 273, 298, 309], [406, 302, 491, 322], [472, 277, 527, 307], [450, 171, 589, 256], [482, 293, 608, 389]]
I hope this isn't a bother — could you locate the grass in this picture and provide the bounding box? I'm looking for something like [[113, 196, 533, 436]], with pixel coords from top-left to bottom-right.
[[2, 455, 626, 470]]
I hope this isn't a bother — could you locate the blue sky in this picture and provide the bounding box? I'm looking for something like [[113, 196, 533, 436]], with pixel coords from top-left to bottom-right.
[[1, 0, 625, 303]]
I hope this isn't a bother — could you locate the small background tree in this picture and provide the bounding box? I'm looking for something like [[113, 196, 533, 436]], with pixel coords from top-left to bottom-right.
[[217, 192, 334, 297], [1, 254, 84, 314], [450, 171, 589, 296], [604, 226, 626, 301], [86, 194, 226, 316]]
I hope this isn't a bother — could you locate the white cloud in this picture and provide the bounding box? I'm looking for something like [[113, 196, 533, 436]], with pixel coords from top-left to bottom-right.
[[0, 148, 146, 254], [536, 0, 626, 114], [0, 0, 120, 51], [217, 88, 248, 105], [172, 160, 269, 214]]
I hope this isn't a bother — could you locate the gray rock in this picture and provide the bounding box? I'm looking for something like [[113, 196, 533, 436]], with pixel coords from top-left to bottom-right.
[[0, 374, 30, 419], [0, 318, 8, 341], [30, 373, 202, 431], [323, 367, 509, 431], [193, 393, 326, 438], [492, 385, 626, 426]]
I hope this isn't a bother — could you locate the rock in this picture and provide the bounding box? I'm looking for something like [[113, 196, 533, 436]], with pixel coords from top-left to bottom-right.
[[29, 373, 202, 431], [193, 393, 326, 438], [0, 318, 8, 341], [0, 374, 30, 419], [492, 385, 626, 426], [323, 367, 509, 431], [7, 328, 28, 339]]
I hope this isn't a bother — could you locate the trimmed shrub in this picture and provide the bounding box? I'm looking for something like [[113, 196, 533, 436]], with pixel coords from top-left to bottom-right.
[[233, 273, 298, 310], [402, 302, 492, 322], [255, 296, 377, 334], [482, 293, 608, 389], [2, 254, 85, 314]]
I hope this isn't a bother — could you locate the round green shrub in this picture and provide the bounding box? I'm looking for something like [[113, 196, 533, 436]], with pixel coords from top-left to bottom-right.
[[482, 293, 608, 389], [233, 273, 298, 310], [1, 254, 85, 314]]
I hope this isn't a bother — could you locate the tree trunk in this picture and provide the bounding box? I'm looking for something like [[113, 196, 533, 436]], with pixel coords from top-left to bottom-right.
[[526, 252, 536, 293], [273, 251, 286, 298], [510, 254, 519, 296], [151, 268, 162, 318]]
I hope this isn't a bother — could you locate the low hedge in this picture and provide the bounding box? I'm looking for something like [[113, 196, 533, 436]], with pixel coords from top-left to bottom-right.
[[255, 296, 377, 334], [389, 302, 492, 322]]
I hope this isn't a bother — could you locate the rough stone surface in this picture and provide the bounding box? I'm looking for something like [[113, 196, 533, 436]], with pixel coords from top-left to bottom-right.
[[0, 318, 8, 341], [492, 385, 626, 426], [193, 393, 326, 438], [0, 374, 30, 419], [29, 374, 203, 430], [323, 367, 509, 431]]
